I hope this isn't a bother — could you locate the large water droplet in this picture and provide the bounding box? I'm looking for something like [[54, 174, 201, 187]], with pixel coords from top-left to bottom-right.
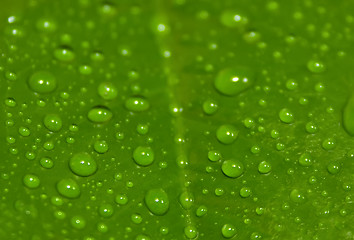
[[87, 106, 112, 123], [221, 159, 244, 178], [125, 97, 150, 112], [133, 146, 154, 166], [144, 188, 169, 215], [43, 114, 62, 132], [214, 68, 254, 96], [28, 71, 57, 93], [56, 178, 80, 199], [216, 124, 238, 144], [69, 152, 97, 177]]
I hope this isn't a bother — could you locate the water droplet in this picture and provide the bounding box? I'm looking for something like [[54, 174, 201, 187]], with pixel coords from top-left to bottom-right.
[[70, 216, 86, 229], [145, 188, 169, 215], [97, 222, 108, 233], [258, 161, 271, 174], [221, 159, 244, 178], [286, 79, 298, 90], [290, 189, 305, 203], [69, 152, 97, 177], [305, 121, 318, 134], [4, 97, 16, 107], [98, 82, 118, 100], [40, 157, 54, 169], [28, 71, 57, 93], [56, 178, 81, 199], [214, 68, 254, 96], [250, 232, 263, 239], [87, 106, 112, 123], [240, 187, 252, 198], [23, 174, 40, 189], [131, 213, 143, 224], [18, 126, 31, 137], [184, 225, 198, 239], [133, 146, 154, 166], [307, 60, 325, 73], [216, 124, 238, 144], [115, 194, 128, 205], [343, 95, 354, 136], [196, 205, 207, 217], [54, 47, 75, 62], [43, 114, 62, 132], [179, 191, 194, 210], [322, 137, 336, 150], [243, 117, 255, 128], [221, 224, 236, 238], [220, 10, 248, 28], [98, 203, 114, 217], [136, 234, 151, 240], [136, 123, 149, 135], [298, 153, 313, 167], [208, 150, 221, 162], [94, 140, 108, 154], [279, 108, 294, 123], [125, 97, 150, 112], [79, 65, 92, 75], [202, 99, 218, 115], [327, 161, 341, 174], [36, 18, 56, 32]]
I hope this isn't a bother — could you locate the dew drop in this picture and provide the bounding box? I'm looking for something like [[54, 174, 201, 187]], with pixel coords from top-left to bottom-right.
[[98, 203, 114, 218], [70, 216, 86, 229], [133, 146, 154, 166], [279, 108, 294, 123], [216, 124, 238, 144], [298, 153, 313, 167], [69, 152, 97, 177], [115, 194, 128, 205], [307, 60, 325, 73], [208, 150, 221, 162], [28, 71, 57, 93], [87, 106, 112, 123], [54, 46, 75, 62], [240, 187, 252, 198], [43, 114, 62, 132], [18, 126, 31, 137], [98, 82, 118, 100], [125, 97, 150, 112], [258, 161, 271, 174], [36, 18, 56, 32], [221, 159, 244, 178], [327, 161, 341, 174], [220, 10, 248, 28], [144, 188, 169, 215], [305, 121, 318, 134], [40, 157, 54, 169], [221, 224, 236, 238], [184, 225, 198, 239], [94, 140, 108, 154], [23, 174, 40, 189], [136, 123, 149, 135], [179, 191, 194, 210], [202, 99, 218, 115], [56, 178, 80, 199], [290, 189, 305, 203], [196, 205, 207, 217], [322, 137, 336, 150], [214, 68, 254, 96]]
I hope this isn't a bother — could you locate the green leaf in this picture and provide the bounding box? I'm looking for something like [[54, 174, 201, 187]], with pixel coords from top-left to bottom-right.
[[1, 0, 354, 239]]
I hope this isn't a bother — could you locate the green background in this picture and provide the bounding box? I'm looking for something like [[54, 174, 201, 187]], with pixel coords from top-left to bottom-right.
[[0, 0, 353, 239]]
